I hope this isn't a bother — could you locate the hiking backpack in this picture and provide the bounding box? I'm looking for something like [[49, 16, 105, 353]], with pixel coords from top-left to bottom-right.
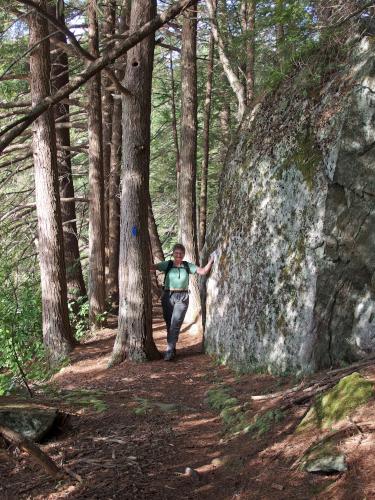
[[163, 260, 190, 289]]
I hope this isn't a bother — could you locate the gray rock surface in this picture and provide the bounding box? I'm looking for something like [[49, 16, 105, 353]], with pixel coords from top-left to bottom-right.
[[0, 405, 60, 442], [203, 36, 375, 373], [304, 454, 347, 473]]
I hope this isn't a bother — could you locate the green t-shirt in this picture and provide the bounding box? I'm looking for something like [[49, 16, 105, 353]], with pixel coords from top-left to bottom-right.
[[156, 260, 197, 290]]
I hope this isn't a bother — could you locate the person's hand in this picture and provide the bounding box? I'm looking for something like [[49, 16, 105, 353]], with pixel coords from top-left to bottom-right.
[[210, 249, 218, 262]]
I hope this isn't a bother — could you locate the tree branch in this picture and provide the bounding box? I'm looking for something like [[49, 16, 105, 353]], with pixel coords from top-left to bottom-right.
[[0, 0, 194, 152]]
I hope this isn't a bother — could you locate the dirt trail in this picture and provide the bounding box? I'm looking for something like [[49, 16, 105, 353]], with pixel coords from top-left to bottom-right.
[[1, 307, 375, 499]]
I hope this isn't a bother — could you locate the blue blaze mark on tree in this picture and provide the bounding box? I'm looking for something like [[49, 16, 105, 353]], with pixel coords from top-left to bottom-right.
[[131, 226, 138, 237]]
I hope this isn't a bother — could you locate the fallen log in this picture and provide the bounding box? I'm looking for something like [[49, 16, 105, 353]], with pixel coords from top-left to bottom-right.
[[251, 355, 375, 405], [0, 424, 62, 478]]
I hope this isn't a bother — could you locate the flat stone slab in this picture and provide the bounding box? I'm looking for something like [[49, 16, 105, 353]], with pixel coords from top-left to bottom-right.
[[304, 453, 347, 473]]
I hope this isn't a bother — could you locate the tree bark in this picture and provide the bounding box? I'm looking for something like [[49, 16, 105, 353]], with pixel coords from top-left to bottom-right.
[[102, 1, 116, 290], [110, 0, 160, 365], [48, 2, 86, 302], [275, 0, 285, 66], [147, 191, 164, 263], [198, 4, 215, 252], [219, 75, 231, 164], [107, 5, 129, 307], [179, 1, 202, 329], [147, 190, 164, 288], [87, 0, 106, 327], [168, 49, 181, 213], [29, 0, 74, 363], [107, 97, 121, 305], [241, 0, 256, 106]]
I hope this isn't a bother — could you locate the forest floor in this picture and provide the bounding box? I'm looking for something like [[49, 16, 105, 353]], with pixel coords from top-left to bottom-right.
[[1, 306, 375, 500]]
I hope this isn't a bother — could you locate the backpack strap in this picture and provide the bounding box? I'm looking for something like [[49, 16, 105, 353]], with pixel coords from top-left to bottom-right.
[[163, 260, 174, 288], [163, 260, 191, 289], [182, 261, 191, 274]]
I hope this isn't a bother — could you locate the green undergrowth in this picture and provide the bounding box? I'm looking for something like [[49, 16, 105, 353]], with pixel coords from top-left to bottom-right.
[[206, 385, 284, 436], [297, 372, 374, 432], [133, 397, 177, 416], [41, 385, 108, 413]]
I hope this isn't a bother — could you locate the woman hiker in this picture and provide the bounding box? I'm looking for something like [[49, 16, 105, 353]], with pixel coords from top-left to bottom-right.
[[151, 243, 216, 361]]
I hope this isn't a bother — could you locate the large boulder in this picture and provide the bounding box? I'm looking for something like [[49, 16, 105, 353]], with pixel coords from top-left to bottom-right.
[[0, 403, 63, 442], [204, 35, 375, 374]]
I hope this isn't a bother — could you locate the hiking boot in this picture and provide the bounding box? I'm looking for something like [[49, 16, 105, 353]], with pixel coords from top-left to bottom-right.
[[164, 348, 176, 361]]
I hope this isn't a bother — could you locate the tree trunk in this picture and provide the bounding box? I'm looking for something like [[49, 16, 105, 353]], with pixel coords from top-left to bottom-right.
[[198, 7, 215, 252], [219, 76, 231, 164], [29, 0, 74, 363], [147, 191, 164, 263], [206, 0, 246, 122], [275, 0, 285, 66], [102, 1, 116, 291], [48, 2, 86, 302], [147, 191, 164, 289], [87, 0, 106, 327], [169, 50, 181, 213], [110, 0, 160, 365], [241, 0, 256, 106], [107, 97, 122, 306], [179, 1, 202, 330], [107, 7, 129, 307]]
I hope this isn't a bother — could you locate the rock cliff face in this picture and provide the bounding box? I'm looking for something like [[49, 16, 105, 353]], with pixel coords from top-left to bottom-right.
[[204, 36, 375, 374]]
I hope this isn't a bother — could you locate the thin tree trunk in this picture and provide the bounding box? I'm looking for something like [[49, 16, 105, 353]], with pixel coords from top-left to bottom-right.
[[147, 191, 164, 263], [206, 0, 246, 122], [179, 1, 202, 329], [241, 0, 256, 105], [107, 97, 121, 306], [110, 0, 160, 365], [275, 0, 285, 66], [169, 50, 181, 214], [87, 0, 106, 327], [48, 2, 86, 302], [219, 76, 231, 164], [107, 7, 129, 306], [29, 0, 74, 363], [147, 191, 164, 288], [102, 1, 116, 290], [198, 5, 215, 252]]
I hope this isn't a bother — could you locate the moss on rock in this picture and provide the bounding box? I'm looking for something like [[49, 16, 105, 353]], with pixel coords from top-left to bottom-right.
[[279, 128, 322, 191], [297, 372, 374, 432]]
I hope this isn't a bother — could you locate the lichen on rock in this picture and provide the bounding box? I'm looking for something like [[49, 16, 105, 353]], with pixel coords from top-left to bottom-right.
[[300, 439, 347, 473]]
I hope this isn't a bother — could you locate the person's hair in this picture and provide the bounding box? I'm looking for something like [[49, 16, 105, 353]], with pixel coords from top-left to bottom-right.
[[172, 243, 185, 254]]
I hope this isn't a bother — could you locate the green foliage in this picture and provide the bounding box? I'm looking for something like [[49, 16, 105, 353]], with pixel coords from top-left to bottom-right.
[[42, 385, 108, 413], [68, 296, 89, 340], [206, 384, 284, 435], [133, 397, 177, 415], [243, 409, 285, 436], [0, 259, 45, 395], [206, 386, 238, 412]]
